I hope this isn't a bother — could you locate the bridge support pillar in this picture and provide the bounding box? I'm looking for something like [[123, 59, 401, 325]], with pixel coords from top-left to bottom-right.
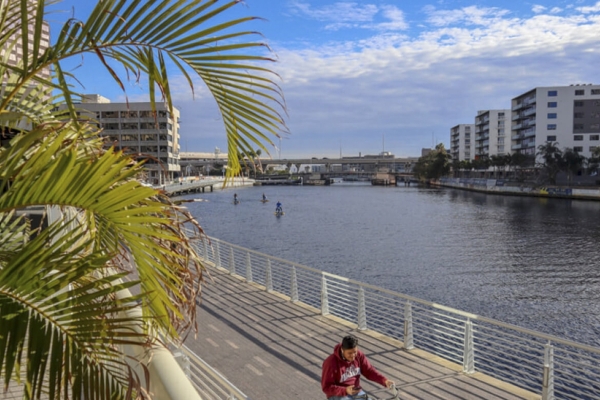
[[321, 274, 330, 315], [403, 301, 414, 350], [245, 252, 253, 283], [462, 319, 475, 374], [542, 342, 555, 400]]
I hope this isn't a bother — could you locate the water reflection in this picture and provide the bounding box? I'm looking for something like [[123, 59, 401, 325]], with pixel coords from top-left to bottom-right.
[[181, 184, 600, 346]]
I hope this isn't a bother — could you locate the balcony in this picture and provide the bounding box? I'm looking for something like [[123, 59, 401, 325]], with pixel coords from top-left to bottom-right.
[[523, 107, 536, 117], [512, 144, 522, 150], [523, 129, 536, 139]]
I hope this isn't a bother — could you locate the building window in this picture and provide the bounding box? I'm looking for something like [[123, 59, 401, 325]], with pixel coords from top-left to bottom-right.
[[547, 113, 557, 119], [120, 134, 137, 141], [547, 135, 557, 141], [590, 146, 598, 152], [141, 122, 155, 129], [548, 90, 558, 96], [141, 134, 157, 141], [592, 89, 600, 95], [591, 135, 600, 141], [574, 112, 585, 118], [121, 111, 138, 118], [574, 135, 584, 141], [498, 112, 505, 117], [139, 110, 153, 118], [575, 89, 585, 96], [575, 101, 584, 107], [574, 123, 584, 130], [547, 102, 557, 107], [102, 123, 119, 130], [122, 123, 138, 130], [574, 146, 583, 152], [547, 124, 557, 130], [592, 123, 600, 130], [102, 111, 119, 119]]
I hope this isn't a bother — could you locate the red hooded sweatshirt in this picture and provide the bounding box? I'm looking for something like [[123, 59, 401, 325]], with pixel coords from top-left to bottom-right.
[[321, 343, 388, 398]]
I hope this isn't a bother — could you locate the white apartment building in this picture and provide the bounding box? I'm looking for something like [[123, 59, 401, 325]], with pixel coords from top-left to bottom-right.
[[474, 109, 510, 159], [511, 85, 600, 159], [0, 1, 51, 80], [63, 95, 181, 184], [450, 124, 475, 162]]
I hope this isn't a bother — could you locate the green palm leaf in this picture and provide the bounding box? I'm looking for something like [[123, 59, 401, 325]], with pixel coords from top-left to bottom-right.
[[0, 0, 287, 397]]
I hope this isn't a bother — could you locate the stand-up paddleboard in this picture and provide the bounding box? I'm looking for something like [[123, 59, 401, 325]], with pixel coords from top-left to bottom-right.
[[260, 199, 269, 203], [233, 199, 240, 205]]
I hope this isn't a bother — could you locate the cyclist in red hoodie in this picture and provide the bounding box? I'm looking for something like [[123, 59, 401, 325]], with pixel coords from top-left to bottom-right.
[[321, 335, 395, 399]]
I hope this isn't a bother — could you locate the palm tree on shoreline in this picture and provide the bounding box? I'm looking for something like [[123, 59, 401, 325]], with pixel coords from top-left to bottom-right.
[[0, 1, 286, 399]]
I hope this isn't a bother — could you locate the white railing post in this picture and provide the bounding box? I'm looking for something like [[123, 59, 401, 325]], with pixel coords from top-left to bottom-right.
[[290, 266, 299, 302], [245, 252, 253, 283], [542, 342, 555, 400], [265, 259, 273, 292], [172, 349, 191, 378], [357, 286, 367, 331], [462, 319, 475, 374], [403, 301, 414, 350], [228, 247, 235, 275], [321, 273, 330, 315], [215, 241, 221, 268], [203, 239, 208, 262]]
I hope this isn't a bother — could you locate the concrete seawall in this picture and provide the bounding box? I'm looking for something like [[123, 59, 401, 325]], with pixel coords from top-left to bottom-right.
[[437, 178, 600, 201]]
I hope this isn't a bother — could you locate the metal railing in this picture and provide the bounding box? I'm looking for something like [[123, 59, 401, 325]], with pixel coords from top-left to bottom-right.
[[176, 345, 249, 400], [195, 236, 600, 400]]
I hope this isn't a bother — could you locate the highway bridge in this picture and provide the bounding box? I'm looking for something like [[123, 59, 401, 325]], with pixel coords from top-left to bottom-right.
[[180, 153, 419, 166]]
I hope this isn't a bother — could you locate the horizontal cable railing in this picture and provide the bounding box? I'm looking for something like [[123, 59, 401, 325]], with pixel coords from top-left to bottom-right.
[[195, 236, 600, 400], [178, 345, 249, 400]]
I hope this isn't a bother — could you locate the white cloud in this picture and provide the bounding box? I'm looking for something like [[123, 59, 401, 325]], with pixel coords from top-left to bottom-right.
[[258, 7, 600, 156], [532, 5, 547, 13], [424, 6, 511, 27], [289, 2, 408, 31], [576, 1, 600, 13], [289, 2, 378, 22], [375, 5, 408, 30], [162, 2, 600, 156]]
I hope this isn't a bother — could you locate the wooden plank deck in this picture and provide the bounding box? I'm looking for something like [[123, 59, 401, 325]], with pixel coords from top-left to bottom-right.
[[185, 267, 539, 400]]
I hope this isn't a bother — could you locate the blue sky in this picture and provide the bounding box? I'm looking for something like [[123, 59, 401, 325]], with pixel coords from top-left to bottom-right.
[[48, 0, 600, 158]]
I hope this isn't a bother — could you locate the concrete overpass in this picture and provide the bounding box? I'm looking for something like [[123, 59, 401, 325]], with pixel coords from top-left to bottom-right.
[[179, 154, 419, 173]]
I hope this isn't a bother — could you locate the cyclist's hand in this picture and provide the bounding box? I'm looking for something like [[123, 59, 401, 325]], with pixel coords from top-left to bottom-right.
[[385, 380, 395, 389], [346, 386, 360, 395]]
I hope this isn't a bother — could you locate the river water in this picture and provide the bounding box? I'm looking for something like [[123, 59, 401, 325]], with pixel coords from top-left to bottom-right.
[[180, 182, 600, 347]]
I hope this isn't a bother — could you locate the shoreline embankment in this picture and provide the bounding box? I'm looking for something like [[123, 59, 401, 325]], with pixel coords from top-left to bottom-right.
[[435, 177, 600, 201]]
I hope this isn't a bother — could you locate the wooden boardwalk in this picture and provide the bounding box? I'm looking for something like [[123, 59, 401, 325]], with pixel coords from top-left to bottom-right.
[[185, 267, 539, 400]]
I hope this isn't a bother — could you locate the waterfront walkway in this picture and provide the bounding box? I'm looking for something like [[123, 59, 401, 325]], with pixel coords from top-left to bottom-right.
[[185, 267, 537, 400]]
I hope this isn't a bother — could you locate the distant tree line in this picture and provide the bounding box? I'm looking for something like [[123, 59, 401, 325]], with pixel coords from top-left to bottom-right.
[[413, 142, 600, 186]]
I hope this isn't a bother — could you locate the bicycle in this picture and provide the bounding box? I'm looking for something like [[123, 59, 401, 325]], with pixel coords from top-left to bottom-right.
[[354, 383, 400, 400]]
